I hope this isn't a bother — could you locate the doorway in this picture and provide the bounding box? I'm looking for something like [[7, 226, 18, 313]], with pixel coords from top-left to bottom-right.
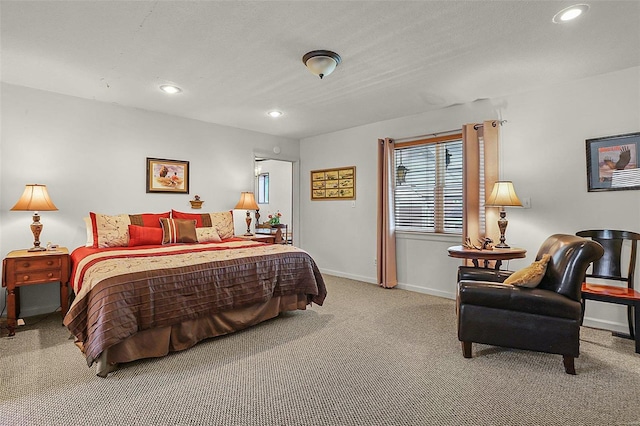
[[254, 158, 294, 244]]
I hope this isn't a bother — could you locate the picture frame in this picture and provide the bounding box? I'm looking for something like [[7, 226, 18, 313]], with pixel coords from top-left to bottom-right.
[[311, 166, 356, 200], [586, 132, 640, 192], [146, 157, 190, 193]]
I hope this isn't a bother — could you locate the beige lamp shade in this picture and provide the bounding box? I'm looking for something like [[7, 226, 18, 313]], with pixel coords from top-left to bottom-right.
[[234, 192, 259, 210], [11, 184, 58, 212], [11, 184, 58, 251], [486, 181, 522, 207]]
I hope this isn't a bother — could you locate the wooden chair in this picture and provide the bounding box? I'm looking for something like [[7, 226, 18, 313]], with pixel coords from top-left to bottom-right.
[[577, 229, 640, 354], [272, 224, 288, 244]]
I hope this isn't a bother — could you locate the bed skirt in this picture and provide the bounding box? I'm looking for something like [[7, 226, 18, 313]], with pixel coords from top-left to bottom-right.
[[92, 293, 308, 377]]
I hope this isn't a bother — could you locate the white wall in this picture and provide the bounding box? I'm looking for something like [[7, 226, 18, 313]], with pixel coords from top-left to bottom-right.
[[0, 83, 299, 316], [300, 66, 640, 333]]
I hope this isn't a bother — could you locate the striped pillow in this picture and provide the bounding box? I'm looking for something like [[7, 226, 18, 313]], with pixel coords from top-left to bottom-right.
[[159, 218, 198, 244]]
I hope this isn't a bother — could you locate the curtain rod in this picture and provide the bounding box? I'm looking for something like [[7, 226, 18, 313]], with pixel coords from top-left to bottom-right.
[[391, 120, 507, 143], [393, 127, 461, 143], [473, 120, 507, 130]]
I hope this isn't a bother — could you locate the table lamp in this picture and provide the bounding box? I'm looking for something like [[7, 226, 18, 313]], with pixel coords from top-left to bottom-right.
[[485, 181, 522, 248], [11, 184, 58, 251], [234, 192, 259, 236]]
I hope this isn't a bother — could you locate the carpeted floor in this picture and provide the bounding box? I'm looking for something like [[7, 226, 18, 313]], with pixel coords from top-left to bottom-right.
[[1, 275, 639, 425]]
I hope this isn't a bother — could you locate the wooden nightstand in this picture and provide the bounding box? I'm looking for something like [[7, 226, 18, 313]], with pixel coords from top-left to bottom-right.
[[2, 247, 70, 336], [235, 234, 276, 244]]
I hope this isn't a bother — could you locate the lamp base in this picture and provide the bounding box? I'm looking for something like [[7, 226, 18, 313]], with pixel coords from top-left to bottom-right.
[[28, 246, 47, 252], [496, 210, 510, 249], [244, 210, 253, 236]]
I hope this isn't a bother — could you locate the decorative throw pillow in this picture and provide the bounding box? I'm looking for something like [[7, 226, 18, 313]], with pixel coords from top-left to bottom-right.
[[129, 212, 170, 228], [160, 218, 198, 244], [128, 225, 163, 246], [196, 227, 222, 243], [209, 211, 234, 239], [171, 210, 210, 227], [90, 212, 131, 248], [83, 217, 94, 247], [504, 254, 551, 288]]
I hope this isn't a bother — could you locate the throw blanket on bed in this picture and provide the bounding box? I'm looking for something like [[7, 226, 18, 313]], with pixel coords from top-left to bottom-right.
[[64, 241, 326, 366]]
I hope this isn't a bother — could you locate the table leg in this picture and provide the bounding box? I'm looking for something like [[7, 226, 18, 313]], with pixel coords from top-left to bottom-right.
[[472, 259, 479, 268], [634, 303, 639, 354], [60, 281, 69, 316], [494, 260, 503, 270], [6, 286, 17, 336]]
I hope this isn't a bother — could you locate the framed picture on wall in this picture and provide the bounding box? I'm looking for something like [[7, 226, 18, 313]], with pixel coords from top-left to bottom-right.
[[586, 132, 640, 192], [146, 157, 190, 193], [311, 166, 356, 200]]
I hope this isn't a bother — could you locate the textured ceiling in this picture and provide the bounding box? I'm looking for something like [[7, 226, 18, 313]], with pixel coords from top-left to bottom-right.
[[2, 1, 639, 140]]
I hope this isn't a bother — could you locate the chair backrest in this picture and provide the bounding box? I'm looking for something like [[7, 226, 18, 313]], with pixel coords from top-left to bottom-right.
[[535, 234, 604, 301], [272, 223, 288, 244], [576, 230, 639, 288]]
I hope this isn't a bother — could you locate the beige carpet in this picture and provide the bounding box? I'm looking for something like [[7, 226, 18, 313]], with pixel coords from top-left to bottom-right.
[[1, 275, 639, 425]]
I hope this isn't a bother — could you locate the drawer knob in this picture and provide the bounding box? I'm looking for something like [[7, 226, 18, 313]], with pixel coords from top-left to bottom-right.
[[47, 272, 53, 278], [23, 262, 30, 268], [23, 275, 29, 281], [47, 260, 54, 265]]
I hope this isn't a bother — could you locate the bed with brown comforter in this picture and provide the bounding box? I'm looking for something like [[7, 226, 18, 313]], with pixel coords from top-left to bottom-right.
[[64, 239, 326, 377]]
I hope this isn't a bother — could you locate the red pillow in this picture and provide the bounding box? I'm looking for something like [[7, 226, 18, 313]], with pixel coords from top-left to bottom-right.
[[128, 225, 163, 246], [172, 209, 206, 227]]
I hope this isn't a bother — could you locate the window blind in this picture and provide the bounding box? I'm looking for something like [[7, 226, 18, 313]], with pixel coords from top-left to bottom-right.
[[394, 138, 463, 233]]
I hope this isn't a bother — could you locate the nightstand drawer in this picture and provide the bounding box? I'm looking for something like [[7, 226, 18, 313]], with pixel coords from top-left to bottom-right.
[[14, 257, 62, 272], [14, 269, 62, 284]]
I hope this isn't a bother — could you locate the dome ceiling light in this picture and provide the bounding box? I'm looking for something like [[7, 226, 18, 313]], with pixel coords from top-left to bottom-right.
[[302, 50, 341, 79]]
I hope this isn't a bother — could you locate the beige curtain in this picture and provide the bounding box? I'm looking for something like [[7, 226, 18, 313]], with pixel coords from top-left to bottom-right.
[[462, 121, 500, 260], [377, 138, 398, 288]]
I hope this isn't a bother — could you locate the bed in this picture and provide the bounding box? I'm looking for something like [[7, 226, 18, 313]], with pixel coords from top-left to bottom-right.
[[63, 211, 326, 377]]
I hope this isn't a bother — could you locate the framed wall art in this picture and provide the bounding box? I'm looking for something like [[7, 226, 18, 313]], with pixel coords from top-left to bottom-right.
[[146, 157, 190, 193], [311, 166, 356, 200], [586, 132, 640, 192]]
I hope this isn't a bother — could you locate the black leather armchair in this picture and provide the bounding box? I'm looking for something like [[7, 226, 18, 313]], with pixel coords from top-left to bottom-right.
[[456, 234, 604, 374]]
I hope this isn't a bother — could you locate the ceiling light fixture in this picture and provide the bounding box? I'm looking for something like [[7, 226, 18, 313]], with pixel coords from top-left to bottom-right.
[[267, 110, 283, 118], [302, 50, 341, 79], [553, 4, 589, 23], [159, 84, 182, 94]]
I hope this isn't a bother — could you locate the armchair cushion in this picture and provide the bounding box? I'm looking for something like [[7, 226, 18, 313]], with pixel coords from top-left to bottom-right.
[[458, 281, 582, 320], [504, 254, 551, 287], [457, 266, 512, 283]]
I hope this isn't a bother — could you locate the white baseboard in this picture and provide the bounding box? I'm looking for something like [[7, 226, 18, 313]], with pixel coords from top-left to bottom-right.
[[582, 316, 628, 335], [318, 268, 377, 284], [396, 283, 455, 300], [318, 268, 455, 300], [11, 304, 61, 320]]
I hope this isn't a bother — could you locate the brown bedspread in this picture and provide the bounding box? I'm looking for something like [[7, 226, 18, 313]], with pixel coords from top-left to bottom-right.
[[64, 241, 326, 366]]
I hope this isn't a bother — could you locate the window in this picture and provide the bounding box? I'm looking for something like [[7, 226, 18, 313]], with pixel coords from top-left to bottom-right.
[[394, 135, 463, 234], [257, 173, 269, 204]]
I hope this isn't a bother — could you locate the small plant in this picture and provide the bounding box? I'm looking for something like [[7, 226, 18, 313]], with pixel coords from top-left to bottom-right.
[[268, 211, 282, 225]]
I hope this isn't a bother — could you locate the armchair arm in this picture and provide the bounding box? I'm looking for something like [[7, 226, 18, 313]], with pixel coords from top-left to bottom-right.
[[457, 266, 513, 283]]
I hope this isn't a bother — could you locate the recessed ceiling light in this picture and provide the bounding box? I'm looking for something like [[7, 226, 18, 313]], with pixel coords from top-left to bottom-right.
[[553, 4, 589, 23], [159, 84, 182, 94], [267, 110, 283, 118]]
